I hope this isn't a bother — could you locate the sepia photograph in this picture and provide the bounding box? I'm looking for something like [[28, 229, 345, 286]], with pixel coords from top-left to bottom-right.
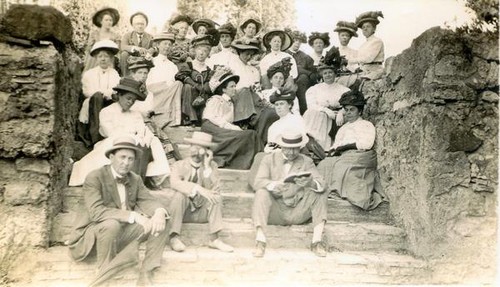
[[0, 0, 497, 286]]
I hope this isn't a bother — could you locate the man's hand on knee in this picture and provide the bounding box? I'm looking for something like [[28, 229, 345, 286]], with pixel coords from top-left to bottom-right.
[[135, 214, 152, 235], [198, 187, 219, 205]]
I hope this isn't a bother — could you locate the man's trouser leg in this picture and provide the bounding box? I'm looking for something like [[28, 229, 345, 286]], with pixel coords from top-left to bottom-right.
[[183, 194, 224, 234], [167, 192, 190, 236]]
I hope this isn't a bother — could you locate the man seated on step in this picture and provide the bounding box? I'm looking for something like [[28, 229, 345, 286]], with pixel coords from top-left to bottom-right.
[[67, 136, 170, 286], [251, 130, 329, 257], [158, 131, 234, 253]]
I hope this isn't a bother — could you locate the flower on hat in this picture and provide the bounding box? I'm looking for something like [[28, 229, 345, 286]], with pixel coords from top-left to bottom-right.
[[267, 57, 293, 79], [209, 66, 234, 92], [318, 46, 347, 73]]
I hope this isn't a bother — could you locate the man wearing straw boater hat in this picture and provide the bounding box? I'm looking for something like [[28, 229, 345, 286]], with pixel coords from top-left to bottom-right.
[[68, 135, 170, 286], [251, 130, 329, 258], [160, 131, 234, 253]]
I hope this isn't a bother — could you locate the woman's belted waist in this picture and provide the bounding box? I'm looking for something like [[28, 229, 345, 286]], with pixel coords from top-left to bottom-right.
[[364, 61, 383, 65]]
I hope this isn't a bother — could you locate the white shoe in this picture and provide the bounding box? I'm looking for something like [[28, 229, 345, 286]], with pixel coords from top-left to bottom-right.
[[208, 238, 234, 253]]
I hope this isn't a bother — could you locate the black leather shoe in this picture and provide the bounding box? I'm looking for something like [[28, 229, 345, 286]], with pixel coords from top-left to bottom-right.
[[311, 241, 327, 257], [253, 241, 266, 258]]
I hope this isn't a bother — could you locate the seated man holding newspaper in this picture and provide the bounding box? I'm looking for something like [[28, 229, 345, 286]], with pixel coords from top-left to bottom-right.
[[250, 130, 329, 258]]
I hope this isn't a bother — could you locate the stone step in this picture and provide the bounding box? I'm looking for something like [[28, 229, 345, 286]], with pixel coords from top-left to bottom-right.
[[25, 246, 429, 286], [51, 213, 406, 253], [62, 187, 392, 224]]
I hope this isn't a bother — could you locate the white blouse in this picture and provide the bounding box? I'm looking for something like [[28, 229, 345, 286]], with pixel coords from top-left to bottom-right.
[[147, 54, 179, 87], [306, 82, 350, 111], [207, 47, 240, 70], [332, 118, 376, 150], [352, 35, 384, 64], [267, 112, 306, 144], [99, 102, 150, 139], [259, 51, 298, 79], [203, 94, 239, 130], [81, 66, 120, 98], [229, 58, 261, 90]]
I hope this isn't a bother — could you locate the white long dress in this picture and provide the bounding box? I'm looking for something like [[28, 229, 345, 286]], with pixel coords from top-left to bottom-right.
[[69, 103, 170, 186], [303, 82, 350, 150]]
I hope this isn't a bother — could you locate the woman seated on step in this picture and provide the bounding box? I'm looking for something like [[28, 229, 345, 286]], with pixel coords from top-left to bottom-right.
[[201, 67, 262, 170], [69, 77, 170, 187], [317, 90, 386, 210]]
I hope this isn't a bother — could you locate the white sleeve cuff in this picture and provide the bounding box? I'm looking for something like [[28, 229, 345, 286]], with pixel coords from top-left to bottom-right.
[[266, 182, 277, 191], [128, 211, 137, 224]]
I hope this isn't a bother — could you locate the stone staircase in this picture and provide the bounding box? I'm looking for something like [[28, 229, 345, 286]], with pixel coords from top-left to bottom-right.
[[21, 126, 431, 286]]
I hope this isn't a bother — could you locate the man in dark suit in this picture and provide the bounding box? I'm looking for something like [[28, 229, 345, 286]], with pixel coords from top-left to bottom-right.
[[285, 29, 318, 115], [251, 131, 328, 258], [120, 12, 154, 76], [68, 136, 170, 286]]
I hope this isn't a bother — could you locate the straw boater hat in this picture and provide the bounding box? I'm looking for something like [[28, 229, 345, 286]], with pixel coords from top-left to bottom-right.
[[269, 88, 296, 104], [239, 17, 262, 34], [355, 11, 384, 28], [284, 28, 307, 44], [218, 23, 237, 39], [267, 58, 293, 79], [92, 7, 120, 28], [231, 38, 261, 52], [334, 21, 358, 37], [184, 131, 217, 148], [263, 30, 292, 51], [209, 67, 240, 93], [129, 11, 149, 26], [308, 32, 330, 47], [127, 56, 154, 71], [192, 18, 219, 34], [90, 39, 119, 57], [112, 77, 147, 101], [276, 130, 309, 148], [170, 14, 193, 26], [105, 135, 142, 158], [153, 30, 176, 42], [339, 90, 366, 107]]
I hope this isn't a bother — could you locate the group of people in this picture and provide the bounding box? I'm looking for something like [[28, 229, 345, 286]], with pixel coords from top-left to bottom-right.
[[67, 7, 388, 286]]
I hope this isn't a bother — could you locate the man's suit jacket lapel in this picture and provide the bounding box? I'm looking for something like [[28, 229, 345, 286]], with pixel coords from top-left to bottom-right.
[[271, 152, 286, 181], [130, 31, 139, 46], [103, 166, 123, 209]]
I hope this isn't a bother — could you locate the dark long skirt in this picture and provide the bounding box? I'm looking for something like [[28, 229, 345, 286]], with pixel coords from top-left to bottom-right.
[[232, 88, 261, 122], [251, 106, 279, 146], [180, 84, 202, 124], [201, 120, 263, 170]]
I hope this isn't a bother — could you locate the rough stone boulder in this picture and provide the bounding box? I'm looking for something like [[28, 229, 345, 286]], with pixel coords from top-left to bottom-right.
[[0, 4, 72, 50], [363, 26, 498, 259]]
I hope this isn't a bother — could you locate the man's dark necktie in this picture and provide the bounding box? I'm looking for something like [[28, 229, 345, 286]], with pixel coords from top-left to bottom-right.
[[191, 166, 200, 183], [116, 175, 129, 185]]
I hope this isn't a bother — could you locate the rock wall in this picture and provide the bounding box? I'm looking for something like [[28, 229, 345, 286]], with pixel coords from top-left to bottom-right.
[[363, 27, 498, 262], [0, 40, 80, 278]]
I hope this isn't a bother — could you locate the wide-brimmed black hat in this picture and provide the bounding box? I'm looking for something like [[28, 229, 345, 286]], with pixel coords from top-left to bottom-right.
[[308, 32, 330, 47], [267, 58, 293, 79], [129, 12, 148, 26], [231, 38, 261, 52], [113, 77, 147, 101], [339, 90, 366, 107], [355, 11, 384, 28], [170, 14, 193, 26], [334, 21, 358, 37], [127, 56, 154, 71], [92, 7, 120, 28], [239, 17, 262, 33], [209, 67, 240, 93], [263, 30, 292, 51], [269, 88, 295, 104], [218, 23, 237, 39], [192, 18, 219, 34]]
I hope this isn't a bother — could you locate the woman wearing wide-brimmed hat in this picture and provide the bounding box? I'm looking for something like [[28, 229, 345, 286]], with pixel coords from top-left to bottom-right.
[[303, 47, 350, 151], [317, 90, 387, 210], [175, 34, 219, 125], [201, 67, 263, 169], [206, 22, 239, 69], [69, 77, 170, 187], [127, 56, 155, 119], [259, 29, 298, 90], [351, 11, 385, 80], [308, 32, 330, 66], [334, 21, 359, 73], [83, 7, 121, 71], [78, 39, 121, 147], [145, 31, 183, 128]]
